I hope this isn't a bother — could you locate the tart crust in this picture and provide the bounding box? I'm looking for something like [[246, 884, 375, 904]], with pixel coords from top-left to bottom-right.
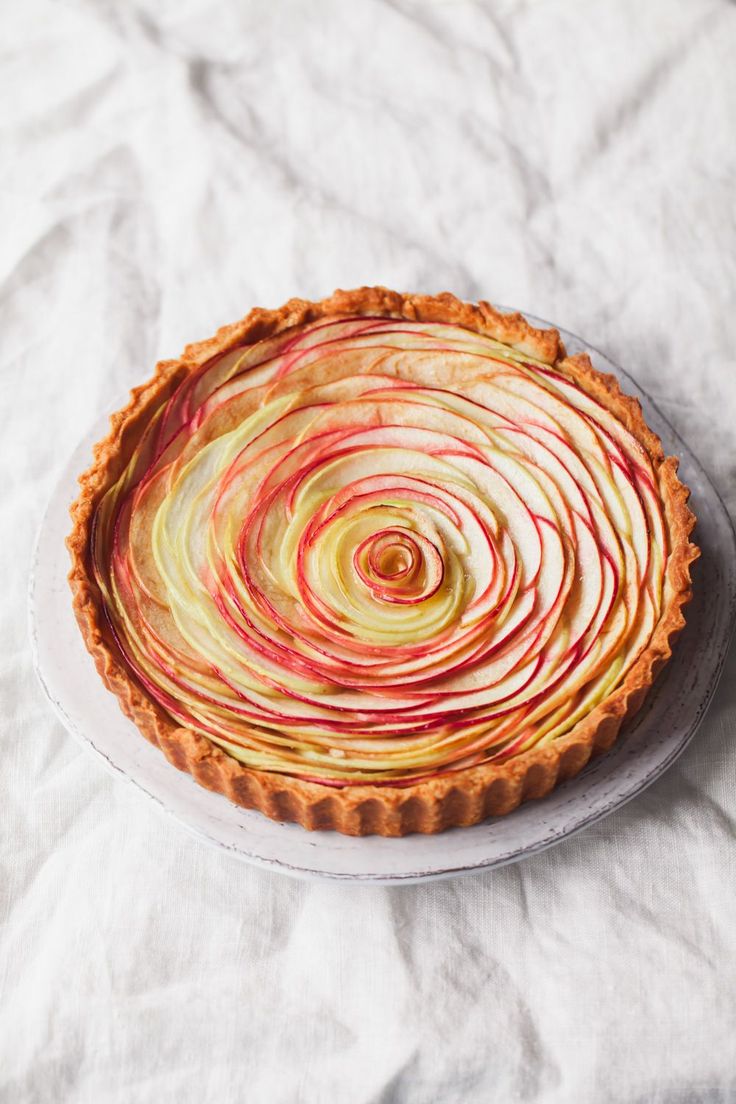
[[67, 288, 699, 836]]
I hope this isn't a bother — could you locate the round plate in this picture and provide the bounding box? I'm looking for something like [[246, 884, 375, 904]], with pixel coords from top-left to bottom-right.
[[29, 316, 736, 883]]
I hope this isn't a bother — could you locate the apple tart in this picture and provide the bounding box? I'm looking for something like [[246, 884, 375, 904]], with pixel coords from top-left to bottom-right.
[[68, 288, 698, 835]]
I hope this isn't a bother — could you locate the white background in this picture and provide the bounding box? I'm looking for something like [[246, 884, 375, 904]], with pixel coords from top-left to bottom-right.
[[4, 1, 736, 1101]]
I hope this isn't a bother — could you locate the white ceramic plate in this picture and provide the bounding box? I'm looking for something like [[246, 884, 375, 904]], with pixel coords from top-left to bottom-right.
[[29, 316, 736, 883]]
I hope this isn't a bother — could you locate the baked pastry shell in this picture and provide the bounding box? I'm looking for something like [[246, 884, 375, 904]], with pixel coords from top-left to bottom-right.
[[67, 288, 699, 836]]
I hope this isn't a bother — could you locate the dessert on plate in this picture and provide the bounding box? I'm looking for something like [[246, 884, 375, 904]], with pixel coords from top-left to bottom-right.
[[68, 288, 698, 836]]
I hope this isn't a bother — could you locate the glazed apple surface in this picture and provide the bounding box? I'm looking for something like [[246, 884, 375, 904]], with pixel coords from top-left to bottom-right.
[[89, 315, 672, 787]]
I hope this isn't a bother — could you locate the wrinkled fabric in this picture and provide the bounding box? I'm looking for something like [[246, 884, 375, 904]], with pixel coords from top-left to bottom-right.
[[3, 1, 736, 1101]]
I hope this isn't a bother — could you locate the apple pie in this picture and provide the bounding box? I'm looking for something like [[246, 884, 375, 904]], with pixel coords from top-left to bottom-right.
[[68, 288, 698, 835]]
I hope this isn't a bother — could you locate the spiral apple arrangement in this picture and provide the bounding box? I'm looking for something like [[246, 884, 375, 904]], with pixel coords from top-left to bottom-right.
[[91, 315, 667, 787]]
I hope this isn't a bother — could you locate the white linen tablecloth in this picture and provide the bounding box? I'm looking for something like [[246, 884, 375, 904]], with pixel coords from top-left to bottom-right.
[[3, 1, 736, 1101]]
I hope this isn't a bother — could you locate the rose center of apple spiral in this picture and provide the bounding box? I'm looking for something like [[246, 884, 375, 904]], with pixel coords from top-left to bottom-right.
[[353, 527, 444, 605]]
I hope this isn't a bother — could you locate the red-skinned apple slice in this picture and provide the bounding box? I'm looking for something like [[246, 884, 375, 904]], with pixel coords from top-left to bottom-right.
[[88, 314, 674, 786]]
